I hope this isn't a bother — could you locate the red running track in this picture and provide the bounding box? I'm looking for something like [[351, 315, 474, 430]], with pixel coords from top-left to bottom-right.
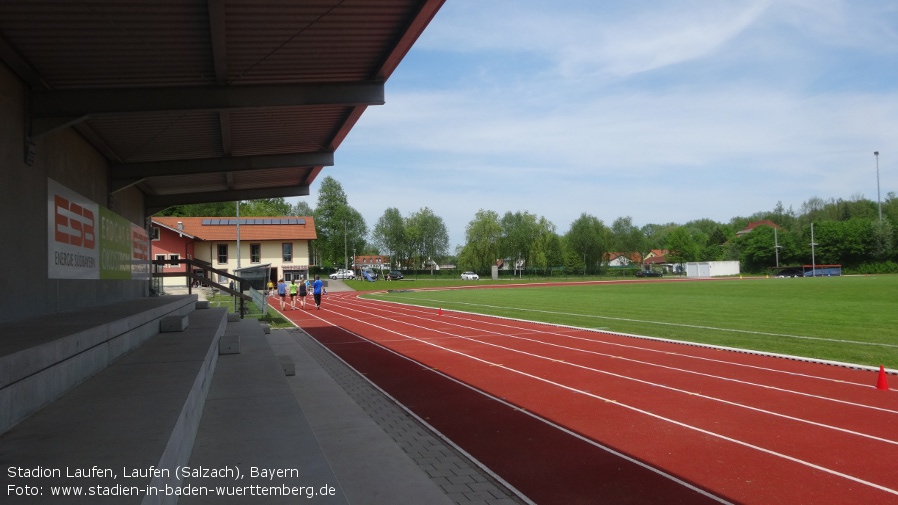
[[275, 291, 898, 505]]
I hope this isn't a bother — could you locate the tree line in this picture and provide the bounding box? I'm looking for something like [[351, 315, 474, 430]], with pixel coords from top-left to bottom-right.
[[156, 178, 898, 275]]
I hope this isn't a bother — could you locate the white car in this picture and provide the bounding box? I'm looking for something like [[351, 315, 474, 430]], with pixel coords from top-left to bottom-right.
[[330, 269, 355, 280], [460, 271, 479, 280]]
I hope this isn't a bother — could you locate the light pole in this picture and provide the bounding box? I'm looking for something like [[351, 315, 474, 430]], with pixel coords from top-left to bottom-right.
[[875, 151, 882, 222], [810, 223, 818, 277]]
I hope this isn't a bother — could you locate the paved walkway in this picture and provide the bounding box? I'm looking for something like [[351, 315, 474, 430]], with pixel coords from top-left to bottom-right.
[[277, 327, 524, 505], [170, 280, 523, 503]]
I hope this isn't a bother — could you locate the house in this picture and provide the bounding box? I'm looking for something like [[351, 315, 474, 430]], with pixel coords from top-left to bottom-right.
[[605, 252, 643, 268], [151, 216, 317, 288], [643, 249, 672, 272], [354, 255, 390, 273], [736, 220, 782, 237]]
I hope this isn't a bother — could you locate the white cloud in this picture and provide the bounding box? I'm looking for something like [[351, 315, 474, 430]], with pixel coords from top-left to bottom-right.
[[314, 1, 898, 248]]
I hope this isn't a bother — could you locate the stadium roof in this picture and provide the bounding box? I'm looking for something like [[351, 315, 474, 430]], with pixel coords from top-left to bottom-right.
[[0, 0, 444, 213]]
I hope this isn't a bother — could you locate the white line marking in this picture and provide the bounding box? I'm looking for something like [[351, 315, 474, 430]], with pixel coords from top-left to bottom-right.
[[300, 307, 732, 504], [315, 296, 898, 498]]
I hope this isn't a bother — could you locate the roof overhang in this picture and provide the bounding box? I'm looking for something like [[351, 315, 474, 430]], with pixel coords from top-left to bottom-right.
[[0, 0, 445, 213]]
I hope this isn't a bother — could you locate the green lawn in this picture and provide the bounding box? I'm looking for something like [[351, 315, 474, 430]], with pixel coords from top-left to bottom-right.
[[207, 293, 293, 328], [365, 275, 898, 369]]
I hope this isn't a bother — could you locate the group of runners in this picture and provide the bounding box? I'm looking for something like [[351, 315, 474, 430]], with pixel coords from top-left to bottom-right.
[[271, 275, 325, 311]]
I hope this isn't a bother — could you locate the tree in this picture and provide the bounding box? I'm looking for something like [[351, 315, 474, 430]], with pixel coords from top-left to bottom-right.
[[871, 219, 895, 261], [529, 217, 560, 275], [499, 211, 541, 274], [459, 210, 501, 273], [609, 216, 646, 267], [406, 207, 450, 272], [291, 199, 314, 217], [239, 198, 293, 216], [805, 219, 873, 266], [665, 226, 701, 270], [154, 198, 296, 217], [154, 201, 236, 217], [564, 213, 608, 275], [314, 177, 367, 269], [372, 208, 406, 267], [737, 225, 789, 272]]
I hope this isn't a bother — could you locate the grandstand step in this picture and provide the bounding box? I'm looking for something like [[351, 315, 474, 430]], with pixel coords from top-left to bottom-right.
[[0, 307, 228, 504], [0, 295, 197, 435]]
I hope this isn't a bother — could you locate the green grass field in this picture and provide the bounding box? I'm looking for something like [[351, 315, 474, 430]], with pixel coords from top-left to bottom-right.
[[365, 275, 898, 369], [207, 293, 293, 328]]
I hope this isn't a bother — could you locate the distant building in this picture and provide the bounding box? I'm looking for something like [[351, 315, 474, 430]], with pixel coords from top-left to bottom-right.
[[643, 249, 672, 272], [736, 220, 782, 237], [151, 216, 317, 287], [605, 252, 643, 268], [354, 255, 390, 271]]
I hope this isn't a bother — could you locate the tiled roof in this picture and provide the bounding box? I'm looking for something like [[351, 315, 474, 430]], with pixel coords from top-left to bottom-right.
[[152, 216, 316, 241], [737, 220, 782, 236], [605, 252, 643, 263]]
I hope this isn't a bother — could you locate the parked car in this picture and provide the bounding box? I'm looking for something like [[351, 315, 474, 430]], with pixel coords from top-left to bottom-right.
[[635, 270, 662, 277], [460, 271, 479, 280], [330, 269, 355, 280], [362, 269, 379, 280], [385, 270, 404, 280]]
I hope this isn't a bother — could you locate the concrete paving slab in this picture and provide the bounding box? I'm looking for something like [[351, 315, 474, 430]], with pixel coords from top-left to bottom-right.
[[269, 328, 524, 505], [183, 319, 346, 504], [268, 329, 455, 505]]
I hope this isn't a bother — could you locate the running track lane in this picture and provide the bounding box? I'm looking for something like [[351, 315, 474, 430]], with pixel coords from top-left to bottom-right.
[[276, 292, 898, 505]]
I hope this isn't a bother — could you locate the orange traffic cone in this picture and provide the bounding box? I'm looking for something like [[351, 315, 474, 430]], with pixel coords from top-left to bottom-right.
[[876, 365, 890, 390]]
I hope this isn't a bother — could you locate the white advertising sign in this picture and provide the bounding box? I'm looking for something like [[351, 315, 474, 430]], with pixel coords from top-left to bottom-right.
[[48, 178, 100, 279], [47, 178, 150, 280]]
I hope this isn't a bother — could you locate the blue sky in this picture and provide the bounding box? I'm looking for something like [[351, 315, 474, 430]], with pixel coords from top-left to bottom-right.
[[304, 0, 898, 249]]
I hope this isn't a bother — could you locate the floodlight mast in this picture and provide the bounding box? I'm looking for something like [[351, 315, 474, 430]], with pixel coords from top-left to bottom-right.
[[874, 151, 882, 222], [810, 223, 818, 277]]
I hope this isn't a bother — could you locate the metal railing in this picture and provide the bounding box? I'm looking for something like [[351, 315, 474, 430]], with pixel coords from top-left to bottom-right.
[[151, 258, 252, 317]]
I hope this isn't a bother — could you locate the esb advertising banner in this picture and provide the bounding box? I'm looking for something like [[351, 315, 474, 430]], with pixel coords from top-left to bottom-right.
[[47, 178, 150, 280]]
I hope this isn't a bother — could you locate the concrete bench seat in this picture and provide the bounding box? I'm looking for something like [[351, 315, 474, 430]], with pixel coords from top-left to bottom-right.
[[182, 318, 345, 504], [0, 307, 228, 504], [0, 295, 198, 434]]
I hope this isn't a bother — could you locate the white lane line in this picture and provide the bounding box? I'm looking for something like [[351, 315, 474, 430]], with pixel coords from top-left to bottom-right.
[[335, 297, 898, 443], [358, 294, 893, 382], [312, 300, 898, 498], [300, 306, 732, 505], [346, 297, 898, 416]]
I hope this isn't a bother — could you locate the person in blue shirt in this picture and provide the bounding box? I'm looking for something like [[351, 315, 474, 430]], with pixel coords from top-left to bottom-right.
[[312, 275, 324, 310], [276, 278, 287, 311]]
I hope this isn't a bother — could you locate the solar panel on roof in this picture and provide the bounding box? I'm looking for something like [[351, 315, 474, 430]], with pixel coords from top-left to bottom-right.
[[196, 217, 307, 225]]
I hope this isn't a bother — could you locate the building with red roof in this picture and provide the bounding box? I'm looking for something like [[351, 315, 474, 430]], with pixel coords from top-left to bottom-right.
[[736, 220, 782, 237], [152, 216, 316, 288]]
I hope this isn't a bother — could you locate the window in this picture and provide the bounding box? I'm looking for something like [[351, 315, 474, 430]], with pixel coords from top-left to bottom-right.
[[282, 243, 293, 262], [169, 254, 180, 266], [217, 244, 228, 264], [151, 227, 160, 240], [250, 243, 261, 263]]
